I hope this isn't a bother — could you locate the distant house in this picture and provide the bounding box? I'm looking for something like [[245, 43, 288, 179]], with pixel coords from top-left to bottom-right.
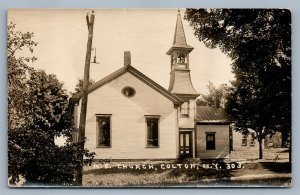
[[70, 11, 231, 160], [232, 130, 257, 149], [232, 129, 283, 150], [265, 132, 283, 148]]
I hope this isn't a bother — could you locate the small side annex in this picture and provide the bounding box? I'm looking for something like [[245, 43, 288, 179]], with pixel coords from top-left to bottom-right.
[[195, 106, 232, 159]]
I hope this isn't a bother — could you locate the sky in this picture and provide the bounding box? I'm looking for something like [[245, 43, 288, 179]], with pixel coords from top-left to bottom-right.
[[8, 9, 234, 95]]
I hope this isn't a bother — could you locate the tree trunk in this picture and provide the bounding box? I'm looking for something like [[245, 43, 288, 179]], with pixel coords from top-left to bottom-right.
[[258, 138, 263, 159], [289, 133, 291, 164], [75, 142, 84, 185]]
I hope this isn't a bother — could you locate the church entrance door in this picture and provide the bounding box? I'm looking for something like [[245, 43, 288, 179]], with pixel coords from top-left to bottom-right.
[[179, 131, 192, 158]]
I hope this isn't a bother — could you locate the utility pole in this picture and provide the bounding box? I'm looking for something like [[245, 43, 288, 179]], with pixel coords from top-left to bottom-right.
[[75, 10, 95, 185]]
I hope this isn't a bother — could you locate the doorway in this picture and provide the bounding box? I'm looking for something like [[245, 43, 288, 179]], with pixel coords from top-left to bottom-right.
[[179, 131, 193, 158]]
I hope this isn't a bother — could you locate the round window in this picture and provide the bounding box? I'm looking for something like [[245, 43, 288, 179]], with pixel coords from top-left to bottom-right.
[[122, 86, 136, 98]]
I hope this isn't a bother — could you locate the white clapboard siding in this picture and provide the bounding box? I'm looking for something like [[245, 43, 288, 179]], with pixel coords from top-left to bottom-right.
[[76, 72, 178, 159]]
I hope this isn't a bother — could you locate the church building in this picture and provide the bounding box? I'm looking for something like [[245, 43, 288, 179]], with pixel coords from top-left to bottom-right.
[[71, 11, 231, 160]]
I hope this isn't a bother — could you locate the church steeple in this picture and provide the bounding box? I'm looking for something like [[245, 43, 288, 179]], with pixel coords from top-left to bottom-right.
[[167, 10, 199, 100]]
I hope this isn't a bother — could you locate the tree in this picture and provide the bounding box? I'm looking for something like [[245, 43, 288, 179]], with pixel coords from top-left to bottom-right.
[[8, 23, 94, 185], [8, 22, 37, 132], [196, 81, 229, 108], [185, 9, 291, 159], [72, 78, 95, 95]]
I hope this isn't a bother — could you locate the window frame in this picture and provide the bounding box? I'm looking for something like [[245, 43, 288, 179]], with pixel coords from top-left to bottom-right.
[[180, 101, 189, 117], [250, 132, 256, 146], [145, 115, 160, 148], [96, 114, 112, 148], [177, 53, 187, 64], [241, 134, 248, 146], [206, 132, 216, 150]]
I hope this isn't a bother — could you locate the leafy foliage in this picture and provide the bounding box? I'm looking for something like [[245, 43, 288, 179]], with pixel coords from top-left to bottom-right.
[[185, 9, 291, 159], [7, 22, 37, 131], [8, 23, 95, 185], [196, 81, 229, 108], [72, 78, 95, 95]]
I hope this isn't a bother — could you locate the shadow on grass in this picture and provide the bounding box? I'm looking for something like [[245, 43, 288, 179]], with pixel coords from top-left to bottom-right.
[[260, 162, 291, 173], [277, 149, 290, 153], [226, 177, 291, 187]]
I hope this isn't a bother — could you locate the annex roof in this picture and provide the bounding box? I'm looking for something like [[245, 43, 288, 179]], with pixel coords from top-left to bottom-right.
[[196, 106, 232, 124]]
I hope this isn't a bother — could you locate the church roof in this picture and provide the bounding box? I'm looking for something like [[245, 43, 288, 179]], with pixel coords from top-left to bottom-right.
[[196, 106, 232, 124], [167, 10, 193, 55], [71, 65, 184, 106]]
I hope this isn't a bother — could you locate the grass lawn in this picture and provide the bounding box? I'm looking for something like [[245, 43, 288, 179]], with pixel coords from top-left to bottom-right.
[[83, 160, 291, 187], [83, 159, 231, 187], [230, 147, 290, 162]]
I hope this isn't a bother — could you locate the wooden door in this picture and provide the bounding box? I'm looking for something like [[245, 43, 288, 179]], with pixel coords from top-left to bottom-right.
[[179, 132, 192, 158]]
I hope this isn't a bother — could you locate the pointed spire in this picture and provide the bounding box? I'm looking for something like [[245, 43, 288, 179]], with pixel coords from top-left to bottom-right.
[[167, 9, 193, 55], [173, 10, 188, 46]]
